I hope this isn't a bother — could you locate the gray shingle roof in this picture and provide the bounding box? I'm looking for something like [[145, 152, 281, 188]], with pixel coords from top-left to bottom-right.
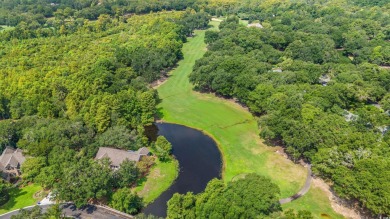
[[248, 23, 263, 28], [95, 147, 150, 167], [0, 147, 26, 170], [137, 147, 150, 156]]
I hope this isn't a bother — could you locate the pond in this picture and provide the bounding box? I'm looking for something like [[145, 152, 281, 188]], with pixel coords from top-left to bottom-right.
[[142, 123, 222, 218]]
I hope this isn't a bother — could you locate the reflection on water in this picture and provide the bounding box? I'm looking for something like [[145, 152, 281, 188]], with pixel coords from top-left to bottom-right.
[[142, 123, 222, 218]]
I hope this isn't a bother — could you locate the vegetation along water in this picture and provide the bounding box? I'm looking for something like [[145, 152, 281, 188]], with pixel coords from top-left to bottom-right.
[[0, 0, 389, 218]]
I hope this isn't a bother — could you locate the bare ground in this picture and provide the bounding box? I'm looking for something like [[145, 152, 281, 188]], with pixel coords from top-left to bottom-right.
[[312, 178, 363, 219], [211, 18, 223, 22], [151, 75, 169, 89], [380, 65, 390, 69]]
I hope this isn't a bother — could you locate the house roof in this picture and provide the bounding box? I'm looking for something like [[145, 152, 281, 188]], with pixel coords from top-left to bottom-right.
[[0, 147, 26, 170], [137, 147, 150, 156], [95, 147, 149, 166], [248, 23, 263, 28]]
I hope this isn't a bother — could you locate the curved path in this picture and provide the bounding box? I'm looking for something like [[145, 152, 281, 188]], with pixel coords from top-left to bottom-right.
[[156, 20, 341, 217], [279, 164, 312, 204]]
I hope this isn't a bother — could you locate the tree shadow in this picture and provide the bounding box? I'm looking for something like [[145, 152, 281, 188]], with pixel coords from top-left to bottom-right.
[[206, 24, 215, 29], [136, 176, 148, 187], [81, 205, 97, 214], [156, 107, 165, 120], [0, 187, 28, 210], [63, 203, 97, 218]]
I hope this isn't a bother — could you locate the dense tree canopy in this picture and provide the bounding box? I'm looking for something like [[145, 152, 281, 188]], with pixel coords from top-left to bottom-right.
[[54, 158, 113, 208], [0, 0, 201, 27], [189, 1, 390, 215], [1, 0, 389, 216], [154, 136, 172, 161], [167, 174, 281, 218], [110, 188, 143, 214], [0, 179, 10, 205], [113, 159, 140, 188], [10, 205, 67, 219], [0, 10, 208, 211]]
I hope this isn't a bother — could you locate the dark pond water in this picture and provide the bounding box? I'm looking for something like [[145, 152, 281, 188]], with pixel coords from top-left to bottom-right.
[[142, 123, 222, 218]]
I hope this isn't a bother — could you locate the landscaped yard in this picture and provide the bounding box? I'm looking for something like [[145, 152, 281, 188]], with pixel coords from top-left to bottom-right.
[[155, 20, 343, 218], [0, 184, 42, 214], [134, 159, 178, 204]]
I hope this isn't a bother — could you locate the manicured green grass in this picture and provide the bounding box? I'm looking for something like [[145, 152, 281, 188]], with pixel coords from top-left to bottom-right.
[[283, 185, 342, 219], [156, 20, 343, 218], [134, 159, 178, 204], [0, 184, 42, 214]]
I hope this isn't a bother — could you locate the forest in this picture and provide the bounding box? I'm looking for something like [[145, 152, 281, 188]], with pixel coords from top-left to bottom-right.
[[0, 8, 209, 214], [167, 174, 312, 219], [0, 0, 389, 217], [0, 0, 200, 26], [189, 0, 390, 216]]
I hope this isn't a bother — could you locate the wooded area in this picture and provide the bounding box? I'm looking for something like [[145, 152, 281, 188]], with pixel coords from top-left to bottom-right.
[[0, 0, 389, 217], [0, 8, 209, 213], [190, 1, 390, 216], [167, 174, 313, 218]]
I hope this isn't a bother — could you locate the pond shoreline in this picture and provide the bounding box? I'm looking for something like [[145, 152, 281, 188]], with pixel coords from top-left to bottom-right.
[[142, 123, 222, 217]]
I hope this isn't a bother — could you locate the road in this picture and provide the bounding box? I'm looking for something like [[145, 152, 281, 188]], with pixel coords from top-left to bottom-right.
[[279, 164, 312, 204], [0, 204, 127, 219]]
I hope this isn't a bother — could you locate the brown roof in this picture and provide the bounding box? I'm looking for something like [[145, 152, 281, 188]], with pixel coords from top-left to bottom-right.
[[95, 147, 150, 166], [0, 147, 26, 170]]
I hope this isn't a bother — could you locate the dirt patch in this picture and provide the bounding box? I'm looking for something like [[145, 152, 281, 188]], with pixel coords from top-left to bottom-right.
[[274, 146, 289, 159], [33, 189, 48, 200], [221, 96, 249, 110], [151, 74, 169, 89], [138, 168, 162, 197], [211, 18, 223, 22], [312, 178, 362, 219], [321, 213, 332, 219], [380, 65, 390, 69]]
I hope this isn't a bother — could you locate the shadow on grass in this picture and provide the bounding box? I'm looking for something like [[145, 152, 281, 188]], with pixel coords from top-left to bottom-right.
[[156, 107, 165, 120], [136, 176, 148, 187], [0, 187, 28, 211]]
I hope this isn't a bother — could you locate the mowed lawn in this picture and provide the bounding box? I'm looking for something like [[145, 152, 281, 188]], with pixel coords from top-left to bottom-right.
[[134, 159, 178, 204], [0, 184, 42, 214], [156, 21, 343, 218]]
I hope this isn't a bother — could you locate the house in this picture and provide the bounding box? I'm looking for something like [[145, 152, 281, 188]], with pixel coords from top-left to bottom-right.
[[272, 68, 283, 73], [0, 147, 26, 181], [248, 23, 263, 28], [319, 74, 331, 86], [95, 147, 150, 169]]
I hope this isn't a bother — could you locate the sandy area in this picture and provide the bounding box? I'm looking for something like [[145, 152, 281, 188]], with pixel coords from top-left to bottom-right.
[[312, 178, 364, 219]]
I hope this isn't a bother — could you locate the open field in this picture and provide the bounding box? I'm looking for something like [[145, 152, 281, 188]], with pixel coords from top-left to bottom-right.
[[0, 184, 42, 214], [134, 159, 178, 204], [156, 20, 343, 218]]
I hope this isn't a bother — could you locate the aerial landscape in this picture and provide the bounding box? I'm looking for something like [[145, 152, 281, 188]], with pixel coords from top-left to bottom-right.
[[0, 0, 389, 218]]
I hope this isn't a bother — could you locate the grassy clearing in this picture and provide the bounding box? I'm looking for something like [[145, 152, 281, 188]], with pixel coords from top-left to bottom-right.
[[283, 185, 340, 218], [239, 19, 249, 25], [156, 20, 343, 218], [134, 159, 178, 204], [0, 184, 42, 214]]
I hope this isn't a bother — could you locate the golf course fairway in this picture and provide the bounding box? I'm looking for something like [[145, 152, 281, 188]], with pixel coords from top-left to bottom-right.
[[156, 20, 343, 218]]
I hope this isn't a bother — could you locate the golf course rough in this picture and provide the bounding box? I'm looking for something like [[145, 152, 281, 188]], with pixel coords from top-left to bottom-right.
[[156, 20, 343, 218]]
